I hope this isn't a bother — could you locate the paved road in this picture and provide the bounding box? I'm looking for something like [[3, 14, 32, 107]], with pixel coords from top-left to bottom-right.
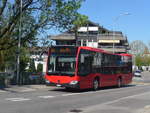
[[0, 84, 150, 113], [132, 71, 150, 85], [142, 71, 150, 83], [0, 71, 150, 113]]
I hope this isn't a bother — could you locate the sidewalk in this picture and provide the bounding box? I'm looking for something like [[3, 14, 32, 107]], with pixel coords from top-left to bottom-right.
[[141, 105, 150, 113], [0, 85, 53, 93]]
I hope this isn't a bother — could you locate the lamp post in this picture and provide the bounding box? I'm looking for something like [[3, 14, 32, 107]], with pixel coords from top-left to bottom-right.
[[16, 0, 22, 85], [112, 12, 131, 53]]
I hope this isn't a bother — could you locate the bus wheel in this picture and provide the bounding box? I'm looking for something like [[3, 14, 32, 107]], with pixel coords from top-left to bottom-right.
[[65, 87, 72, 91], [117, 78, 122, 88], [93, 79, 99, 91]]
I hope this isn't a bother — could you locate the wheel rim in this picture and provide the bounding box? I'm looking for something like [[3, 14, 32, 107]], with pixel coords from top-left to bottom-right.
[[93, 80, 99, 90], [118, 79, 121, 88]]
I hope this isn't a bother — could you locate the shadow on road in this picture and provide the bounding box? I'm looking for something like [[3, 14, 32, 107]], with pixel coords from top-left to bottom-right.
[[48, 84, 136, 93]]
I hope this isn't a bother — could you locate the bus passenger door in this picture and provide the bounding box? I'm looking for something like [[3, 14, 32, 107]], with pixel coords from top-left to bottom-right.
[[78, 56, 93, 89]]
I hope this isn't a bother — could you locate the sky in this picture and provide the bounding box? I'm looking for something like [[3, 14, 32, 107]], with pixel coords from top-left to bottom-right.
[[78, 0, 150, 45]]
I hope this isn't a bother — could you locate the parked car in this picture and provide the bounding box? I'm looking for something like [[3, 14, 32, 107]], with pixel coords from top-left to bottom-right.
[[134, 70, 142, 77]]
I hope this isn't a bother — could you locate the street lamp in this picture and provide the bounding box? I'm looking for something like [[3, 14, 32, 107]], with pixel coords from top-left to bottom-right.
[[16, 0, 22, 85], [112, 12, 131, 53]]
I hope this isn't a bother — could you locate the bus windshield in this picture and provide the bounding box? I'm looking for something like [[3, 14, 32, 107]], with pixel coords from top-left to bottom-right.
[[47, 47, 77, 76]]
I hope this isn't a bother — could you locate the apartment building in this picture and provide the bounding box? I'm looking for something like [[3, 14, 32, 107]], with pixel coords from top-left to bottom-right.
[[50, 21, 130, 53]]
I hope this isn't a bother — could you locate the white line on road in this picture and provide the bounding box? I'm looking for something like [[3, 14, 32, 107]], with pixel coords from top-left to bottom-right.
[[5, 98, 31, 102], [38, 95, 55, 99], [0, 90, 6, 93], [81, 91, 150, 113], [21, 89, 36, 92], [62, 91, 96, 97], [62, 93, 82, 96]]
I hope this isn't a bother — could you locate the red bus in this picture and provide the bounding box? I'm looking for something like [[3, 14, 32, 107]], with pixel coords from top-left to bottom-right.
[[45, 45, 133, 90]]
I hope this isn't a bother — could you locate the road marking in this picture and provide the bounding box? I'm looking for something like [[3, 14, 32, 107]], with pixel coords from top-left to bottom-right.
[[62, 93, 82, 96], [38, 95, 55, 99], [21, 89, 36, 92], [62, 91, 96, 97], [0, 90, 6, 93], [102, 91, 150, 105], [82, 92, 150, 113], [5, 98, 31, 102]]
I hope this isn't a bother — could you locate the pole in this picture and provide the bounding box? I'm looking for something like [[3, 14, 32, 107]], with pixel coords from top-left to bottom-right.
[[75, 26, 78, 46], [112, 24, 115, 54], [86, 22, 89, 46], [16, 0, 22, 85], [112, 12, 130, 54]]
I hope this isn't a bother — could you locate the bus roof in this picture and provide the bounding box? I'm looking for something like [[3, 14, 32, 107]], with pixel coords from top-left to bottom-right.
[[118, 53, 132, 57]]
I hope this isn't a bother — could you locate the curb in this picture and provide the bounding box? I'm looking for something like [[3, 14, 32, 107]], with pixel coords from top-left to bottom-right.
[[132, 82, 150, 85], [0, 85, 51, 93], [141, 105, 150, 113]]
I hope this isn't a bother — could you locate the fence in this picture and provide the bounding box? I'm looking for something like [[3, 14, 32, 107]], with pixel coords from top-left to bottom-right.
[[0, 72, 13, 86], [11, 72, 45, 85], [0, 72, 45, 86]]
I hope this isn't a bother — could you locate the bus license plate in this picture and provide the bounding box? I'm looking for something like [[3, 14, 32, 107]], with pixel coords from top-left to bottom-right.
[[57, 84, 61, 87]]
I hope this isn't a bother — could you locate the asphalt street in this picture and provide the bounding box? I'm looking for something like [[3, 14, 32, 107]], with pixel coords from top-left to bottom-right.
[[0, 72, 150, 113]]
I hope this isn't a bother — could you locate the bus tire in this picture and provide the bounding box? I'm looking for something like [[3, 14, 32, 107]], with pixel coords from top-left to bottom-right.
[[117, 78, 122, 88], [93, 79, 99, 91], [65, 87, 72, 91]]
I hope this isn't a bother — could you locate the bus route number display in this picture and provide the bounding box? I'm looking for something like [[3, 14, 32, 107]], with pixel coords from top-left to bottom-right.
[[51, 47, 75, 54]]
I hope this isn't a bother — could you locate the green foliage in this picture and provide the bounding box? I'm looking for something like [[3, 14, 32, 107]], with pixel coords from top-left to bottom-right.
[[37, 63, 43, 72], [0, 0, 86, 50], [27, 59, 36, 72], [73, 14, 88, 27], [135, 55, 143, 67], [0, 45, 30, 72], [130, 40, 150, 67], [72, 14, 88, 45], [20, 48, 30, 72], [135, 55, 150, 67], [0, 51, 5, 71], [0, 47, 16, 72], [0, 0, 86, 73]]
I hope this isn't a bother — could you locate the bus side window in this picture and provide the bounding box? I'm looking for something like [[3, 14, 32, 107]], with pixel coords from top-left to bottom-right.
[[79, 63, 85, 72]]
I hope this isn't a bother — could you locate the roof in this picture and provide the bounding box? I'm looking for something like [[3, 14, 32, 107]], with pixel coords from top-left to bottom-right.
[[67, 20, 110, 33]]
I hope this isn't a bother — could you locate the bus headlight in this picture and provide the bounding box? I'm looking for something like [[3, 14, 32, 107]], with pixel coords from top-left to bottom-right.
[[70, 81, 78, 85]]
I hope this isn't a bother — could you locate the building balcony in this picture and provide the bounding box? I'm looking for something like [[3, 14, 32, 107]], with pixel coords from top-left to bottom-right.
[[100, 48, 127, 53], [98, 34, 126, 40], [99, 45, 127, 49]]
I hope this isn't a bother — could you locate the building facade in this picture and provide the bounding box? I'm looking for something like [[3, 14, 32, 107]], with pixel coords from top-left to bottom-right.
[[51, 21, 130, 53]]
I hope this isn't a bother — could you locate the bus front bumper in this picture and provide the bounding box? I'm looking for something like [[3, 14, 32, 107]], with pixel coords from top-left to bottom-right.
[[46, 81, 80, 89]]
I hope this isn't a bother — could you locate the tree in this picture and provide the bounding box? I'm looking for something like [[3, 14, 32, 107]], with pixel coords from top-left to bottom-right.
[[20, 48, 30, 72], [28, 59, 36, 72], [0, 0, 86, 50], [37, 63, 43, 73], [0, 51, 5, 71], [130, 40, 150, 68], [73, 14, 88, 46], [0, 47, 16, 72], [130, 40, 147, 55], [135, 55, 143, 67]]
